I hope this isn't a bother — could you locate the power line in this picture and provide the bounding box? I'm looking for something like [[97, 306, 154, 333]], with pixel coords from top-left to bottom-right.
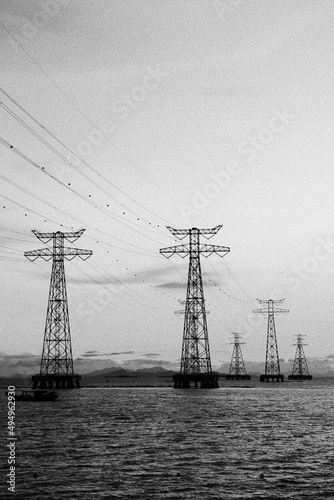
[[0, 22, 173, 209], [0, 135, 166, 247], [0, 234, 34, 243], [69, 260, 145, 317], [0, 86, 172, 228], [87, 258, 169, 311], [84, 259, 150, 310], [0, 256, 22, 261], [0, 97, 167, 239], [0, 242, 24, 255], [0, 193, 64, 227], [0, 227, 32, 237], [207, 259, 256, 303], [0, 171, 160, 256]]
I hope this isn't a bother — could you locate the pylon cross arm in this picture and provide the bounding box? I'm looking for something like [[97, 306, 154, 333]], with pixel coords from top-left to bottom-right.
[[159, 245, 189, 257], [198, 225, 223, 238], [253, 308, 266, 314], [257, 299, 285, 304], [24, 247, 92, 261], [31, 231, 53, 243], [63, 229, 86, 242], [32, 228, 85, 243], [160, 244, 230, 258], [24, 248, 53, 261], [166, 225, 223, 240], [63, 248, 92, 261], [199, 244, 230, 257], [166, 227, 189, 240]]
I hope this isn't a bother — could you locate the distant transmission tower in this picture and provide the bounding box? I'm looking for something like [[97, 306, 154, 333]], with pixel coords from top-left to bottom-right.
[[25, 229, 92, 389], [288, 334, 312, 380], [160, 225, 230, 388], [253, 299, 289, 382], [226, 332, 250, 380]]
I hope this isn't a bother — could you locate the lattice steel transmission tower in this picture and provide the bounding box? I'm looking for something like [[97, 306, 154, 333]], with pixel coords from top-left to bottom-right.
[[25, 229, 92, 389], [253, 299, 289, 382], [288, 334, 312, 380], [160, 225, 230, 388], [226, 332, 250, 380]]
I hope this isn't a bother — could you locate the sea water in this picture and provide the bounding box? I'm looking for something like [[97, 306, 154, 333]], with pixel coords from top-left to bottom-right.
[[1, 380, 334, 499]]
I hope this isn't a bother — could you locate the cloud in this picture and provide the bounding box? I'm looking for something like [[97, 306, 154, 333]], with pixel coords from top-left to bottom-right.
[[22, 262, 219, 291], [80, 350, 134, 357], [76, 265, 224, 290], [141, 353, 160, 358], [0, 352, 40, 359], [74, 357, 120, 373], [121, 358, 180, 370], [13, 358, 40, 367], [69, 265, 182, 287], [309, 356, 334, 363], [157, 277, 219, 289], [0, 352, 40, 376], [157, 281, 185, 289]]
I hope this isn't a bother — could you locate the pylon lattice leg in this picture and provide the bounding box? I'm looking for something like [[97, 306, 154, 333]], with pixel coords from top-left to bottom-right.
[[180, 231, 211, 376], [265, 307, 281, 376], [40, 257, 74, 376]]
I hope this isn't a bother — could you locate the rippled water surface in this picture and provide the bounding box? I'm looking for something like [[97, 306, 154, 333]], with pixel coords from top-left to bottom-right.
[[2, 380, 334, 499]]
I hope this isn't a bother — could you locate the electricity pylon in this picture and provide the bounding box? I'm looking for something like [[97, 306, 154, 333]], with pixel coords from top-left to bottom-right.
[[160, 225, 230, 388], [253, 299, 289, 382], [226, 332, 250, 380], [25, 229, 92, 389], [288, 334, 312, 380]]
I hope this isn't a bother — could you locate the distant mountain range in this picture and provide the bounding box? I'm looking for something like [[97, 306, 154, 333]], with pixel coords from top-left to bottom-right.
[[2, 360, 334, 389], [83, 366, 176, 386], [85, 365, 172, 377], [1, 356, 334, 387], [0, 365, 177, 388]]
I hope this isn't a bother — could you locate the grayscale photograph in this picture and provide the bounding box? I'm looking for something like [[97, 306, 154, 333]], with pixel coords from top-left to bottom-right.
[[0, 1, 334, 498]]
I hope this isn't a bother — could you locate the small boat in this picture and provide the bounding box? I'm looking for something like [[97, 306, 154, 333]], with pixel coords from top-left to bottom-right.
[[8, 390, 59, 401]]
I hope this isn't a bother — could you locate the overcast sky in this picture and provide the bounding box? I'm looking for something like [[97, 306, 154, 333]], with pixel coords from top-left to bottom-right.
[[1, 0, 334, 371]]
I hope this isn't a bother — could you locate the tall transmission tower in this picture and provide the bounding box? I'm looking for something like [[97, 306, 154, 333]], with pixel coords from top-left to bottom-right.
[[226, 332, 250, 380], [25, 229, 92, 389], [253, 299, 289, 382], [160, 225, 230, 388], [288, 334, 312, 380]]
